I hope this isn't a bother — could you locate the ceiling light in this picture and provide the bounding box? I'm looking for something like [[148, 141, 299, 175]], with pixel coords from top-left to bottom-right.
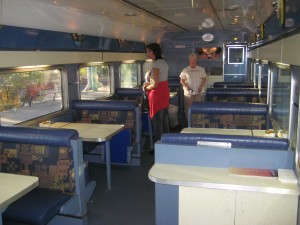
[[202, 21, 214, 28], [205, 18, 213, 22], [202, 33, 214, 42], [174, 12, 185, 17], [224, 4, 240, 10], [124, 12, 137, 16]]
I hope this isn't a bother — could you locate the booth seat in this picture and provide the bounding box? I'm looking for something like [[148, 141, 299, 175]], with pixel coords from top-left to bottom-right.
[[188, 101, 269, 129], [1, 126, 95, 225], [205, 87, 267, 103], [71, 99, 142, 165], [114, 88, 154, 149], [114, 88, 149, 134], [115, 87, 143, 102]]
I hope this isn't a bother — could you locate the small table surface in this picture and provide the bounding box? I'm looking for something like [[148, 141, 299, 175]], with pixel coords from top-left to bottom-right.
[[149, 163, 300, 195], [50, 122, 124, 190], [0, 173, 39, 210], [50, 122, 124, 142], [181, 128, 252, 136]]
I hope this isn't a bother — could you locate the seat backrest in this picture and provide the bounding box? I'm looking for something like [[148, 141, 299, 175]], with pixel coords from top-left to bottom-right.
[[115, 88, 143, 102], [205, 88, 267, 103], [71, 99, 140, 144], [0, 126, 79, 194], [189, 101, 269, 129]]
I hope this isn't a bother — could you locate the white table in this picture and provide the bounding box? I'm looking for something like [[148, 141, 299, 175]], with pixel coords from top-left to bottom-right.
[[0, 173, 39, 225], [50, 122, 124, 190], [181, 127, 252, 136]]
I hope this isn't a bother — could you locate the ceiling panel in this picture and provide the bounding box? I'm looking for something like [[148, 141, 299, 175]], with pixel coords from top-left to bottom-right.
[[1, 0, 276, 43]]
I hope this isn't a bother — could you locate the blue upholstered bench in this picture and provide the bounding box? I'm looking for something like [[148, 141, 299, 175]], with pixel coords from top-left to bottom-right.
[[71, 99, 142, 165], [0, 126, 94, 225], [205, 88, 267, 103], [114, 88, 154, 149], [115, 87, 143, 101], [188, 101, 269, 129]]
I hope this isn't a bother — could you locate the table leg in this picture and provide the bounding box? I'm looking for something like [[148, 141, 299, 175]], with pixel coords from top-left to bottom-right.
[[147, 113, 154, 149], [0, 207, 6, 225], [105, 141, 111, 190]]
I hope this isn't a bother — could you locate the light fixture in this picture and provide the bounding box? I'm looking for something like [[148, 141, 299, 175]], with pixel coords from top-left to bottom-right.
[[202, 18, 214, 28], [202, 33, 214, 42], [224, 0, 241, 11], [71, 33, 85, 48], [118, 39, 126, 48], [124, 12, 137, 16]]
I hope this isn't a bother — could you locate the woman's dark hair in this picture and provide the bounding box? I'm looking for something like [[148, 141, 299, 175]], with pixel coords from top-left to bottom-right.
[[146, 43, 163, 60]]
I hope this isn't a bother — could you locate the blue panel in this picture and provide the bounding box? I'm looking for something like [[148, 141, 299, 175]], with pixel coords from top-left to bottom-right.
[[109, 129, 131, 164], [155, 183, 178, 225], [155, 143, 295, 169], [224, 75, 246, 82], [142, 112, 152, 133], [0, 25, 145, 52]]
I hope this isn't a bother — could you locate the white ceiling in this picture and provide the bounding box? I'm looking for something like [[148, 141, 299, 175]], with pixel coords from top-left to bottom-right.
[[0, 0, 275, 43]]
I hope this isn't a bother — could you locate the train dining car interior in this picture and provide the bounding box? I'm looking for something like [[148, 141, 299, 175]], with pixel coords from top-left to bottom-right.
[[0, 0, 300, 224]]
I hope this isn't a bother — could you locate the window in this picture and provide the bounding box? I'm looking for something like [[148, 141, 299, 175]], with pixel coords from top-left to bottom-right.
[[120, 63, 140, 88], [0, 67, 64, 126], [228, 47, 244, 64], [143, 60, 153, 83], [79, 64, 112, 99], [210, 67, 223, 75]]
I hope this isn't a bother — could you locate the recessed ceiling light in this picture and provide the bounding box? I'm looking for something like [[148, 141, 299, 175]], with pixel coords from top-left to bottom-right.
[[174, 12, 185, 17], [202, 33, 214, 42], [224, 5, 240, 11], [202, 21, 214, 28], [125, 12, 137, 16]]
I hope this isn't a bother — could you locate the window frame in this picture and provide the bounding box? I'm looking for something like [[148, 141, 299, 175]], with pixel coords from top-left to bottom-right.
[[78, 62, 113, 100], [119, 61, 141, 88], [0, 65, 68, 126]]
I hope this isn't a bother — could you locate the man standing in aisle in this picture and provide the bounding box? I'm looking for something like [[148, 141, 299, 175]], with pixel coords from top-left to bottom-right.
[[179, 53, 207, 120]]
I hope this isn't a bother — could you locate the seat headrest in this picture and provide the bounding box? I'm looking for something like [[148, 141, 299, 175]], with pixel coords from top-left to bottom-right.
[[0, 126, 79, 147], [190, 102, 268, 115], [72, 100, 138, 111], [115, 88, 143, 96]]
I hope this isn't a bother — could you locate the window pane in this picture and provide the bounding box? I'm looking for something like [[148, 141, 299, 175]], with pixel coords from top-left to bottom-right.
[[143, 61, 153, 82], [80, 64, 111, 100], [0, 69, 63, 126], [120, 63, 139, 88]]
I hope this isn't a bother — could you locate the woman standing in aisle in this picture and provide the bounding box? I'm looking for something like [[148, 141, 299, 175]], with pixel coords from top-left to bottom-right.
[[143, 43, 170, 153]]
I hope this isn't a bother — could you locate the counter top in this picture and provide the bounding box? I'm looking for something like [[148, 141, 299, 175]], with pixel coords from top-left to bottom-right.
[[149, 163, 300, 195]]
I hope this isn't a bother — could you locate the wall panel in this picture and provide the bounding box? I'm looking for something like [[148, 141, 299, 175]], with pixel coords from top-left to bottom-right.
[[282, 33, 300, 66], [0, 51, 103, 68]]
